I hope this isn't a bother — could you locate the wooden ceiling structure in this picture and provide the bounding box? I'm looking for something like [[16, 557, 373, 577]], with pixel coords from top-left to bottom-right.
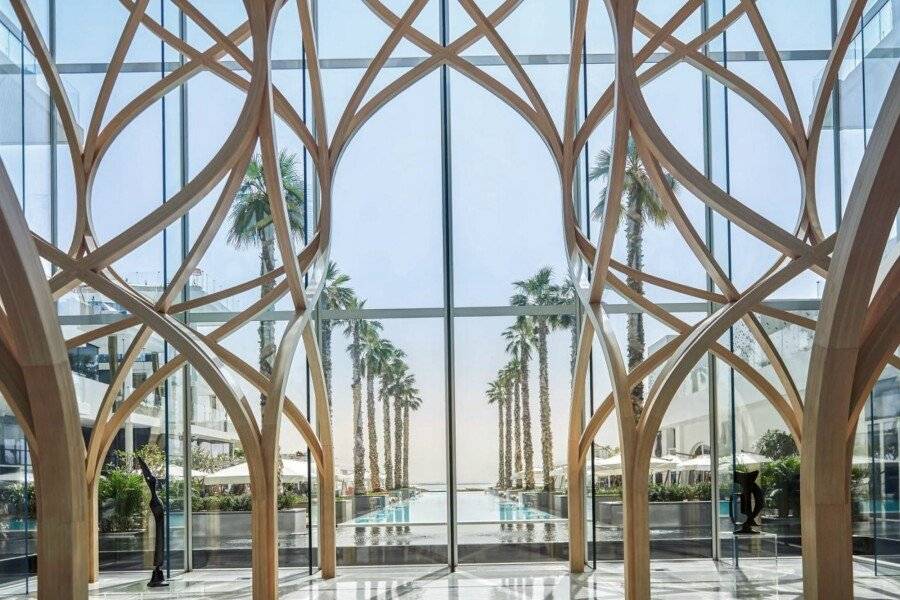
[[0, 1, 896, 599]]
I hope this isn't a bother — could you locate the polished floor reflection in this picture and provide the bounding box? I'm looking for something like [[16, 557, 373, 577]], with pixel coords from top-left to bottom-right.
[[1, 560, 899, 599]]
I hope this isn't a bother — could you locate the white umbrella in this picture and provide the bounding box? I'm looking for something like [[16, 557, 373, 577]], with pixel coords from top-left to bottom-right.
[[720, 452, 769, 470], [204, 459, 309, 485], [169, 468, 213, 480], [677, 454, 712, 472], [594, 454, 676, 475], [512, 467, 545, 487], [677, 452, 771, 472]]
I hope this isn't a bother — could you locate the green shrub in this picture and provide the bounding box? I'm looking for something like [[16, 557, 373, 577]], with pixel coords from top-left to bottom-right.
[[649, 483, 696, 501], [755, 429, 798, 460], [594, 483, 713, 502], [197, 495, 222, 512], [214, 493, 252, 512], [693, 482, 712, 501], [278, 491, 307, 510], [0, 484, 36, 519], [759, 455, 801, 517]]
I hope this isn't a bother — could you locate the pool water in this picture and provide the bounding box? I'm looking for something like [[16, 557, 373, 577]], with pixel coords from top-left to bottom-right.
[[350, 490, 558, 526]]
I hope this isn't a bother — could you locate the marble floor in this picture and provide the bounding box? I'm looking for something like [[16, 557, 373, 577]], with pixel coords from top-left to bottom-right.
[[1, 559, 899, 598]]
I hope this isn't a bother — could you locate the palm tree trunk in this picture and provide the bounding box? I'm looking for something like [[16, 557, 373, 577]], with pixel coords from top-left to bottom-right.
[[570, 320, 578, 381], [381, 383, 393, 490], [513, 376, 522, 478], [394, 397, 403, 489], [366, 367, 382, 492], [496, 401, 505, 487], [520, 358, 535, 490], [402, 405, 410, 488], [625, 193, 645, 419], [258, 227, 276, 409], [351, 325, 365, 493], [321, 318, 334, 422], [537, 323, 553, 491], [504, 388, 513, 488]]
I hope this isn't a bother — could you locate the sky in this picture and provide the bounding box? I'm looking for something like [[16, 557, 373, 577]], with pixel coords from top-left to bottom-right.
[[1, 0, 894, 486]]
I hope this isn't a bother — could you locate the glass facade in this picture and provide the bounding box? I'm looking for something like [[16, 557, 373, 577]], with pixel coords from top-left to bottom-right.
[[0, 0, 896, 589]]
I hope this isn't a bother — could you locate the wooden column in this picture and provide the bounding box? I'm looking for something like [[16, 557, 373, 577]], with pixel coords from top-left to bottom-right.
[[801, 68, 900, 599], [87, 477, 100, 583], [0, 163, 89, 599]]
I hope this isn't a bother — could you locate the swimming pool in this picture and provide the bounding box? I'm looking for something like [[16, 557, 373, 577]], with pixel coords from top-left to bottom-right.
[[349, 490, 560, 526]]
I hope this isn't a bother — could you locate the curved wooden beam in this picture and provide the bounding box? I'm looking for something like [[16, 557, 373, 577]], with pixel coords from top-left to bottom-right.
[[0, 161, 88, 600], [801, 68, 900, 600]]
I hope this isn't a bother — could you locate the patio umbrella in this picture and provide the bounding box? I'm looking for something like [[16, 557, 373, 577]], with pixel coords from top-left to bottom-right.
[[168, 468, 213, 480], [594, 454, 676, 475], [719, 452, 769, 470], [512, 467, 546, 487], [677, 454, 712, 472], [204, 459, 309, 485], [310, 464, 354, 494]]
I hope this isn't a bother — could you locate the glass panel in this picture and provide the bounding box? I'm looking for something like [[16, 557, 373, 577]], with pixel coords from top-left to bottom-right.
[[0, 393, 32, 590], [455, 314, 574, 563], [327, 317, 447, 565], [870, 365, 900, 575]]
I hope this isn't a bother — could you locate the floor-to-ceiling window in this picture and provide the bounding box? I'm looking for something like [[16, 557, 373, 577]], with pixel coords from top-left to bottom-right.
[[0, 0, 897, 587]]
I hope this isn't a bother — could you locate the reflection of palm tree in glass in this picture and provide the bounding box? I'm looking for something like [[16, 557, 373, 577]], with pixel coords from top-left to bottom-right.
[[486, 378, 505, 488], [504, 318, 535, 489], [512, 267, 560, 490], [590, 137, 674, 416], [320, 261, 354, 422], [227, 151, 305, 408]]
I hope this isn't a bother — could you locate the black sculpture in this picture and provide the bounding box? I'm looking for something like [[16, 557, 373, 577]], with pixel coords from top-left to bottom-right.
[[136, 456, 168, 587], [733, 469, 764, 534]]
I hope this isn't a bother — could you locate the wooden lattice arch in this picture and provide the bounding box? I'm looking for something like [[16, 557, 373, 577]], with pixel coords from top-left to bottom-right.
[[0, 1, 896, 599]]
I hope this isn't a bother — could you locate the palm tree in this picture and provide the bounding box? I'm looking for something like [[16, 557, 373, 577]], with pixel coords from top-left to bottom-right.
[[392, 371, 412, 489], [506, 359, 523, 479], [504, 318, 535, 489], [500, 364, 516, 488], [486, 378, 505, 488], [379, 348, 406, 490], [320, 261, 354, 421], [227, 151, 304, 408], [398, 377, 421, 488], [590, 136, 675, 417], [512, 267, 559, 491], [343, 296, 373, 493], [361, 328, 391, 493], [556, 277, 579, 381]]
